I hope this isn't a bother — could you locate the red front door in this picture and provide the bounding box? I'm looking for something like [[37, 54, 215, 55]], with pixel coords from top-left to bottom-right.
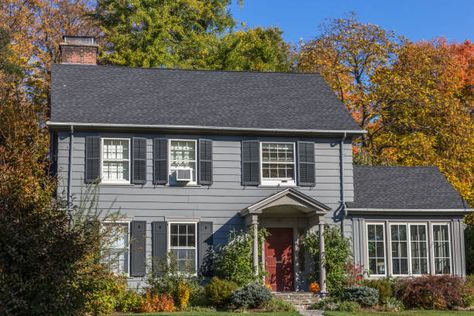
[[265, 228, 294, 292]]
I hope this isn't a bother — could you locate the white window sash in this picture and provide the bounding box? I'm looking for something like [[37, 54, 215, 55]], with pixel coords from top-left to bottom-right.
[[408, 223, 429, 276], [167, 222, 198, 275], [168, 139, 197, 184], [260, 142, 296, 185], [101, 138, 131, 184], [431, 223, 452, 275], [388, 223, 410, 276], [102, 221, 131, 276], [366, 222, 387, 277]]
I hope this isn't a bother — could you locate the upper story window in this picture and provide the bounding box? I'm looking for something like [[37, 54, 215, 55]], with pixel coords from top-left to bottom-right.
[[101, 138, 130, 183], [432, 224, 451, 274], [169, 223, 197, 273], [103, 222, 129, 275], [261, 142, 295, 185], [169, 140, 197, 184]]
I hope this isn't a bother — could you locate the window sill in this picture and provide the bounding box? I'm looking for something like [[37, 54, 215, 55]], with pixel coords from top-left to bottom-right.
[[258, 183, 297, 188], [100, 182, 134, 187]]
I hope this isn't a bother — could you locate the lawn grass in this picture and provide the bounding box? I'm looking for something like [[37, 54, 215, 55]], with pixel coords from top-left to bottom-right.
[[323, 310, 474, 316], [117, 312, 299, 316]]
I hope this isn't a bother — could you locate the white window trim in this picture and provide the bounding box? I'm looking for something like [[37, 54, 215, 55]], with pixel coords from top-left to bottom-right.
[[168, 139, 198, 185], [366, 222, 387, 277], [167, 221, 198, 276], [388, 223, 410, 277], [431, 222, 452, 275], [102, 220, 131, 277], [259, 141, 296, 186], [100, 137, 131, 184], [408, 223, 429, 276]]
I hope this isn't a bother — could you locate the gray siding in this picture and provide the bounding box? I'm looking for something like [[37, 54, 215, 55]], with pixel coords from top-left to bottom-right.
[[57, 132, 352, 287]]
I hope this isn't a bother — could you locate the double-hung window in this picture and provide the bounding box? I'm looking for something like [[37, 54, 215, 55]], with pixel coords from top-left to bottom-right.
[[169, 223, 197, 273], [261, 142, 296, 185], [169, 140, 197, 184], [410, 224, 429, 275], [101, 138, 130, 183], [103, 223, 129, 275], [367, 223, 386, 276], [432, 224, 451, 274]]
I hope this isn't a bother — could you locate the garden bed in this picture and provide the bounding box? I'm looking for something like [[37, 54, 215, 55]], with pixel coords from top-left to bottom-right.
[[116, 312, 299, 316], [323, 310, 474, 316]]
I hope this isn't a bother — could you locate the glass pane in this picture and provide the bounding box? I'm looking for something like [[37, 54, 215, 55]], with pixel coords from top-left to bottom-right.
[[400, 259, 408, 274], [376, 225, 384, 240], [368, 242, 376, 257], [392, 260, 400, 275], [368, 225, 375, 240]]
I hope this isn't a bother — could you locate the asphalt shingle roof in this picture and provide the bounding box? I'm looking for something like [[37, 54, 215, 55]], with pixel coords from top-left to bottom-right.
[[348, 165, 468, 209], [50, 64, 361, 131]]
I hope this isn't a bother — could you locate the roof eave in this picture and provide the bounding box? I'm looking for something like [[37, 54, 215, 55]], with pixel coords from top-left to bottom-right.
[[346, 207, 472, 216], [46, 121, 367, 136]]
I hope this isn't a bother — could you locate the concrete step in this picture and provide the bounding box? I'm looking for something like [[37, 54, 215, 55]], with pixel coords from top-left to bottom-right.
[[273, 292, 319, 307]]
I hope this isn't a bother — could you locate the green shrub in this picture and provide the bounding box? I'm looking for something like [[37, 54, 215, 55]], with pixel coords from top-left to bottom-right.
[[189, 285, 208, 307], [230, 283, 272, 309], [263, 297, 296, 312], [301, 226, 352, 296], [381, 297, 404, 312], [395, 275, 466, 310], [213, 229, 267, 285], [337, 300, 361, 312], [362, 277, 394, 304], [341, 286, 379, 307], [463, 274, 474, 308], [204, 277, 238, 307], [116, 289, 142, 313], [312, 297, 338, 311], [146, 252, 198, 308]]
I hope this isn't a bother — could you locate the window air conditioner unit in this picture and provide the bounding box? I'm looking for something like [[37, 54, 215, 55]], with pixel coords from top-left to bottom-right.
[[175, 168, 193, 182]]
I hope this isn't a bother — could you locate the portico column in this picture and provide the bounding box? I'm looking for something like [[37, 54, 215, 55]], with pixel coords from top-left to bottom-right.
[[319, 222, 327, 294], [251, 214, 259, 276]]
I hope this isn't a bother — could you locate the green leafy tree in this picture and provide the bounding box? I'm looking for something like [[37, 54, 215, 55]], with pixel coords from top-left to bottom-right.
[[217, 27, 292, 72]]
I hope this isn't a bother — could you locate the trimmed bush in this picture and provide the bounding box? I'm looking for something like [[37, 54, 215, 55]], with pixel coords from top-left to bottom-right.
[[463, 274, 474, 308], [204, 277, 238, 307], [395, 275, 466, 309], [117, 289, 142, 313], [263, 297, 296, 312], [340, 286, 379, 307], [230, 283, 272, 309], [362, 277, 394, 304]]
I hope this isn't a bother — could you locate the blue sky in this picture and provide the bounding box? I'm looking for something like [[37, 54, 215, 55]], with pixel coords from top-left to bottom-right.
[[229, 0, 474, 44]]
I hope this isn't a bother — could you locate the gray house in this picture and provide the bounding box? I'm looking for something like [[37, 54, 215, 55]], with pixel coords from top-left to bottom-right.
[[48, 36, 470, 292]]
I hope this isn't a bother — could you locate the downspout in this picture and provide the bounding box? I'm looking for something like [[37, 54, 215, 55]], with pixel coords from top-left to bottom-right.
[[67, 125, 74, 222], [340, 132, 347, 216]]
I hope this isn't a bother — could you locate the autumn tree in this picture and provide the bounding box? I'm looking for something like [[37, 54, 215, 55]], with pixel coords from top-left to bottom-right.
[[370, 39, 473, 207], [298, 13, 404, 158]]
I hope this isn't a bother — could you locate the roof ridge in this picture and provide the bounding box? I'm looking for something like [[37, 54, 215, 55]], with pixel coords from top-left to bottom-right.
[[52, 63, 324, 76]]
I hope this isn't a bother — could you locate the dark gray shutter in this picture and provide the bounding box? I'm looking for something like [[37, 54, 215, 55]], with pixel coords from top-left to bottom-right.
[[298, 141, 315, 186], [241, 140, 260, 186], [152, 221, 167, 273], [153, 139, 168, 185], [198, 139, 213, 185], [198, 221, 213, 276], [130, 221, 146, 277], [132, 138, 147, 184], [85, 136, 100, 183]]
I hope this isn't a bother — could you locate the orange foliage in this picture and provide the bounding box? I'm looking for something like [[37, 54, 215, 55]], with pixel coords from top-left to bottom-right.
[[139, 290, 176, 313], [309, 282, 320, 293]]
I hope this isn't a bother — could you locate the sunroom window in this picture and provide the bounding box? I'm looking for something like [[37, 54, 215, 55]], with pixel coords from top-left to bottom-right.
[[367, 224, 386, 276], [410, 224, 429, 275], [433, 224, 451, 274], [169, 140, 196, 183], [261, 142, 295, 185], [169, 223, 197, 273], [102, 138, 130, 183], [390, 224, 409, 275]]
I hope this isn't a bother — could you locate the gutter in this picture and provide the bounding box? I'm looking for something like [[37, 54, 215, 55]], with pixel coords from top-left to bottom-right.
[[346, 208, 472, 216], [67, 125, 74, 220], [46, 121, 367, 136], [340, 132, 347, 216]]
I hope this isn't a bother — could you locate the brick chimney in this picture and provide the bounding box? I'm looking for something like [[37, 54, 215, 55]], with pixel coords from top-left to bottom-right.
[[59, 36, 98, 65]]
